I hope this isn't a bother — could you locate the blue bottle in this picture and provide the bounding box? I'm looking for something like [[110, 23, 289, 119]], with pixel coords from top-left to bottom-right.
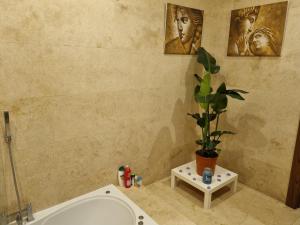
[[202, 167, 213, 184]]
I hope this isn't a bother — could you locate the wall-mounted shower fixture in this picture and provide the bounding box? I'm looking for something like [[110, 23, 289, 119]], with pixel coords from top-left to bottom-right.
[[4, 203, 34, 225], [1, 112, 34, 225]]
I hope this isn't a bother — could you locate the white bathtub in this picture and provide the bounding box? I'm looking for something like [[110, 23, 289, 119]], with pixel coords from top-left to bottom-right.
[[26, 184, 158, 225]]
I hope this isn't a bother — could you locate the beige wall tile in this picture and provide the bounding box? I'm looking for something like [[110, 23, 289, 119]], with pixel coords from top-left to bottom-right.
[[0, 0, 299, 213]]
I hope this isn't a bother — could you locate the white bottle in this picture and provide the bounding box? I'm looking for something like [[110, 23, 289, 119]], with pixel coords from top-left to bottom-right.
[[118, 166, 125, 187]]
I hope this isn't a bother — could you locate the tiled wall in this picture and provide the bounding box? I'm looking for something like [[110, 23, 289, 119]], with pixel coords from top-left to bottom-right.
[[0, 0, 216, 212], [0, 0, 298, 213], [210, 0, 300, 202]]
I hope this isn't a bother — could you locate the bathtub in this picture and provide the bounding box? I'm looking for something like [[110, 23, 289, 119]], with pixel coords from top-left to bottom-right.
[[26, 184, 158, 225]]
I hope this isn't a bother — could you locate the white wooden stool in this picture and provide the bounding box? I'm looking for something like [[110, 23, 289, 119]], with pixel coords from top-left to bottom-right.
[[171, 160, 238, 209]]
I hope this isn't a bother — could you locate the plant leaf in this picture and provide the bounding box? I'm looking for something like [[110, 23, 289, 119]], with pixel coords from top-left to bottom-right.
[[226, 90, 245, 100], [211, 130, 236, 137], [197, 47, 220, 74], [231, 89, 248, 94], [194, 74, 203, 83], [206, 140, 221, 149], [197, 118, 206, 128], [194, 85, 200, 101], [199, 73, 211, 110], [216, 82, 226, 94], [203, 113, 217, 121], [209, 113, 217, 121], [195, 139, 203, 146], [195, 94, 215, 104], [211, 131, 222, 136], [211, 93, 228, 112], [187, 113, 201, 120]]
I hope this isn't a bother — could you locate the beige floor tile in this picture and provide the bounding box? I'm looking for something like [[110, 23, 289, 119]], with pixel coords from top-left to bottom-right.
[[119, 177, 300, 225], [240, 216, 265, 225], [293, 217, 300, 225]]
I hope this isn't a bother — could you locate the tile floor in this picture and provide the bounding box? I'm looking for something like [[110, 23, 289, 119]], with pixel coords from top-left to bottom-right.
[[120, 178, 300, 225]]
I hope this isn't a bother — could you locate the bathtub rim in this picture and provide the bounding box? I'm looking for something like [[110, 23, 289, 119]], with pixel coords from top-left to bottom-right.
[[25, 184, 158, 225], [40, 195, 136, 225]]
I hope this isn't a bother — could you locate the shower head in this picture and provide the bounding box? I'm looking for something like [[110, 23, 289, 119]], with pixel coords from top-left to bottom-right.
[[4, 111, 10, 124]]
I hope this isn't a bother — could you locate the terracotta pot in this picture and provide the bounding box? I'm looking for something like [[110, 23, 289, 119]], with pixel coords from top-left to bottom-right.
[[196, 153, 218, 175]]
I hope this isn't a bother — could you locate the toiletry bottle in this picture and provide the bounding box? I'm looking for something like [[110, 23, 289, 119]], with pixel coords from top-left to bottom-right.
[[131, 174, 135, 187], [118, 166, 125, 187], [202, 167, 213, 184], [136, 176, 142, 187], [124, 165, 131, 188]]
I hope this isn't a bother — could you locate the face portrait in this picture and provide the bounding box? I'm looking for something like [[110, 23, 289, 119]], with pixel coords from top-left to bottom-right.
[[175, 7, 193, 43], [227, 2, 288, 57], [252, 32, 269, 49], [164, 4, 203, 55], [236, 15, 257, 35], [249, 27, 278, 56]]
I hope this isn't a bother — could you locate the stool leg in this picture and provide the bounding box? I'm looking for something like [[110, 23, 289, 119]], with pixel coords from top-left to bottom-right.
[[171, 173, 176, 189], [232, 177, 238, 193], [204, 193, 212, 209]]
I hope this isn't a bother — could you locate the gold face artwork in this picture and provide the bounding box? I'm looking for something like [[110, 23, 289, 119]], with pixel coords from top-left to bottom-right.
[[227, 1, 288, 57], [164, 3, 203, 55]]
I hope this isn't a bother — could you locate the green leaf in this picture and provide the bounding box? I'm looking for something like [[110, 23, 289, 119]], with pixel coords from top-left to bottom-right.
[[216, 109, 227, 114], [197, 118, 205, 128], [194, 85, 200, 101], [187, 113, 200, 120], [199, 73, 211, 110], [187, 113, 206, 128], [226, 90, 245, 100], [194, 74, 203, 83], [211, 131, 222, 137], [212, 140, 221, 147], [211, 130, 236, 137], [197, 47, 220, 74], [217, 82, 226, 94], [206, 140, 221, 149], [231, 89, 248, 94], [211, 93, 228, 112], [203, 113, 217, 121], [209, 113, 217, 121], [195, 139, 204, 146], [195, 94, 215, 104]]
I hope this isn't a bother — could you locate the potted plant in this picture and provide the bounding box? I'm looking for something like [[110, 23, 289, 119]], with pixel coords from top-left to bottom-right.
[[188, 47, 248, 175]]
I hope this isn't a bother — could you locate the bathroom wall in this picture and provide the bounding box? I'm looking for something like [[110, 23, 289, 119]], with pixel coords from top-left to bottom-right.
[[209, 0, 300, 202], [0, 0, 298, 213], [0, 0, 217, 212]]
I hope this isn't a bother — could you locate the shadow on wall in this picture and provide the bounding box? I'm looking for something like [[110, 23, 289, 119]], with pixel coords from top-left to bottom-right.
[[218, 106, 268, 183], [144, 57, 201, 184]]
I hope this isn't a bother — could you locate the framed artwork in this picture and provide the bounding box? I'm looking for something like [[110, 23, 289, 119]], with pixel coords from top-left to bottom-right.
[[227, 1, 288, 57], [164, 3, 203, 55]]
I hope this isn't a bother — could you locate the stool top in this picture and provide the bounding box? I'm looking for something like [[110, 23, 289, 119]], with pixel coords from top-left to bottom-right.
[[172, 160, 238, 192]]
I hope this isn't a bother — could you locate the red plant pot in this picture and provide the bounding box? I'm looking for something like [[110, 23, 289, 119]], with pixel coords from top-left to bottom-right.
[[196, 153, 218, 175]]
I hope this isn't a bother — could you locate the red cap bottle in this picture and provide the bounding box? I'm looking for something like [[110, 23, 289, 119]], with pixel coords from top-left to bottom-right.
[[124, 165, 131, 188]]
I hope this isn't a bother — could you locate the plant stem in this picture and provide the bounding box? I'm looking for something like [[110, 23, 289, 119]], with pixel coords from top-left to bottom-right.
[[207, 105, 210, 137], [215, 113, 220, 131], [214, 114, 220, 141]]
